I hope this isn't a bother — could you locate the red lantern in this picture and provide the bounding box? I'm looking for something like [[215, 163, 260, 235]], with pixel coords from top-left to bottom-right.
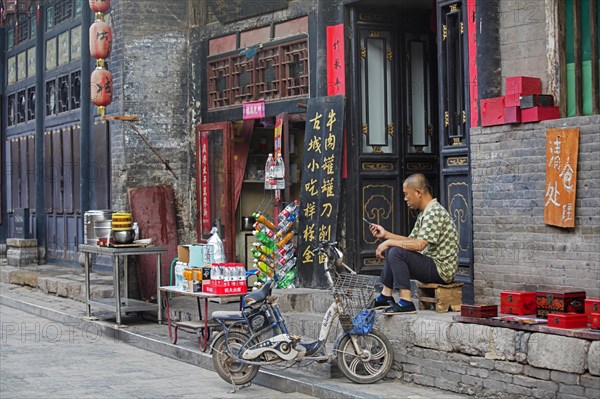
[[90, 20, 112, 59], [91, 67, 113, 114], [89, 0, 110, 13]]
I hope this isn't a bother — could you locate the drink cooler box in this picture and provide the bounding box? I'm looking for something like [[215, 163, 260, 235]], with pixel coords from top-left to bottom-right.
[[536, 290, 586, 318], [460, 304, 498, 318], [500, 291, 537, 315]]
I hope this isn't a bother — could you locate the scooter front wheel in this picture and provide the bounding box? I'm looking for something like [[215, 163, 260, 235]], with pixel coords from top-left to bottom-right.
[[212, 331, 260, 386], [336, 329, 394, 384]]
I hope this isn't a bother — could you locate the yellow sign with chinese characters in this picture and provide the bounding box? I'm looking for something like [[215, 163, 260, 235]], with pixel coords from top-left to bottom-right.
[[544, 128, 579, 228]]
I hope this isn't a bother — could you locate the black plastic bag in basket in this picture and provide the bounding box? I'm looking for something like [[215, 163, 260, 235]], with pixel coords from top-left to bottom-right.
[[347, 309, 375, 335]]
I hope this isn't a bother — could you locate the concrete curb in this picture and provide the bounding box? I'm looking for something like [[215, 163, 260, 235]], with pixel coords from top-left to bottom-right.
[[0, 293, 381, 399]]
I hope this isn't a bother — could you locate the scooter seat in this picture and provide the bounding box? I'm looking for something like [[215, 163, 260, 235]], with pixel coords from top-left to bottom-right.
[[244, 280, 273, 306], [211, 310, 243, 320]]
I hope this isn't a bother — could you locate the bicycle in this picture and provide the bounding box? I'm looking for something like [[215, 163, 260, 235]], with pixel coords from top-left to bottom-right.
[[209, 240, 394, 392]]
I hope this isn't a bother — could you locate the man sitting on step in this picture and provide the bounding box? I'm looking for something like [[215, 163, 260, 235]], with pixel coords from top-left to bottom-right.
[[368, 173, 458, 315]]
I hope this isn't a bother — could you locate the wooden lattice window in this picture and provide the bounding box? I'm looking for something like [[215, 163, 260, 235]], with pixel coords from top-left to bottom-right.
[[17, 90, 26, 124], [70, 70, 81, 109], [282, 41, 309, 97], [58, 74, 70, 113], [207, 38, 308, 110]]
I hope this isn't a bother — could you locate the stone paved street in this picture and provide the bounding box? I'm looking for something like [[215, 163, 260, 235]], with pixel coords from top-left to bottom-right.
[[0, 304, 313, 399]]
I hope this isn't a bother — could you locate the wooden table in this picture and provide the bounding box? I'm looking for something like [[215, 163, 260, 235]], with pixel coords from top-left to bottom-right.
[[159, 285, 244, 351], [80, 244, 167, 325]]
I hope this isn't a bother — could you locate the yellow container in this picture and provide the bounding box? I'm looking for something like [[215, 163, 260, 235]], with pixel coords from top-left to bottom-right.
[[112, 212, 132, 223]]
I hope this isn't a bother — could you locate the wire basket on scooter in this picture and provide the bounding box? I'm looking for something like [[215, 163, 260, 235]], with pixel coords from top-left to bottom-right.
[[332, 273, 379, 334]]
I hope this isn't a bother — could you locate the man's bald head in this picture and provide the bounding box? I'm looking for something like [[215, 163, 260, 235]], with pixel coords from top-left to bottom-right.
[[403, 173, 431, 194]]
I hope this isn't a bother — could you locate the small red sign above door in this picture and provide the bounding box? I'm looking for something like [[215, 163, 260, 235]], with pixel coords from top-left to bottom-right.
[[243, 100, 265, 120]]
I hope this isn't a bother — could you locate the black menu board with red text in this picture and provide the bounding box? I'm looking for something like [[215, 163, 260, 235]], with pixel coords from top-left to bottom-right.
[[297, 95, 345, 288]]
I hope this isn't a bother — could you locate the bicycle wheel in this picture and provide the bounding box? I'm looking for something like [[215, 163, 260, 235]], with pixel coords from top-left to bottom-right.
[[335, 329, 394, 384], [212, 331, 260, 385]]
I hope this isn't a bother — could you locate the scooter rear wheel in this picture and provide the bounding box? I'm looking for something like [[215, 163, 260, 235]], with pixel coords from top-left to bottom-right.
[[336, 329, 394, 384], [212, 331, 260, 386]]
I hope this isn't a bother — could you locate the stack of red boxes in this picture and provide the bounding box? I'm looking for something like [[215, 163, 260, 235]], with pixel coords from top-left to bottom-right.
[[481, 76, 560, 126], [585, 298, 600, 330], [500, 291, 537, 315], [202, 263, 248, 295]]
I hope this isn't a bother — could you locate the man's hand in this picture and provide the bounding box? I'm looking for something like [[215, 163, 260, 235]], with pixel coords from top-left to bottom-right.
[[369, 223, 386, 239], [375, 240, 389, 259]]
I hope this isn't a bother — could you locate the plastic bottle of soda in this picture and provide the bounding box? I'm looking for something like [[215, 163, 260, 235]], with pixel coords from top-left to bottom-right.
[[277, 200, 299, 223], [276, 230, 295, 248], [253, 212, 276, 230], [251, 248, 271, 263], [253, 242, 274, 256], [278, 242, 295, 257], [277, 267, 297, 289], [253, 230, 276, 250], [253, 222, 275, 238]]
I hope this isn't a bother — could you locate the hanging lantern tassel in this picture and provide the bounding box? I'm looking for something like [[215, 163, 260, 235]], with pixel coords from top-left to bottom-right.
[[89, 15, 112, 59], [91, 62, 113, 116], [89, 0, 111, 13]]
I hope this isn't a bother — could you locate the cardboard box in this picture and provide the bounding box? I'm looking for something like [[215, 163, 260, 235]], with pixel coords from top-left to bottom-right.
[[177, 244, 214, 266], [460, 304, 498, 318], [500, 291, 536, 315], [505, 76, 541, 96], [585, 298, 600, 322], [520, 94, 554, 109], [521, 106, 560, 123], [547, 313, 588, 329], [481, 97, 506, 127], [503, 106, 521, 123], [536, 290, 586, 318]]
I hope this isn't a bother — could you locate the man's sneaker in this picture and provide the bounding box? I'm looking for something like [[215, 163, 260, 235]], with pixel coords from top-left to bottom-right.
[[383, 301, 417, 315], [368, 296, 395, 310]]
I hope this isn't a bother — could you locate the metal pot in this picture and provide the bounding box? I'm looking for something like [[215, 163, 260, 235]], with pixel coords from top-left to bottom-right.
[[85, 210, 112, 245], [242, 216, 256, 231], [112, 229, 135, 244]]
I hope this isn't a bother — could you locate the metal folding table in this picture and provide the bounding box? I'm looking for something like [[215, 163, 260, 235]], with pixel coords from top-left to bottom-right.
[[79, 244, 167, 325]]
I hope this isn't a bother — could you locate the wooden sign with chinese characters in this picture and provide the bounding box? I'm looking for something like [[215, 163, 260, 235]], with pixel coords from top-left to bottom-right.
[[544, 128, 579, 228], [297, 95, 345, 288]]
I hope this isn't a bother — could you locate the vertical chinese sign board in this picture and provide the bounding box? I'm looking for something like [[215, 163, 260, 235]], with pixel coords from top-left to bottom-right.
[[544, 128, 579, 228], [297, 95, 345, 288]]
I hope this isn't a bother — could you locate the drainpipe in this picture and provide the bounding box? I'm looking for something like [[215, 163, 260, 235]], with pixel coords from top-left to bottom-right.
[[0, 25, 6, 248], [35, 4, 47, 260], [81, 1, 92, 214]]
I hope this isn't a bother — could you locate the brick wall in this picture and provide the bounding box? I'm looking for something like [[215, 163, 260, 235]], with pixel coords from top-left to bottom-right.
[[499, 1, 548, 92], [471, 115, 600, 302], [108, 0, 197, 243]]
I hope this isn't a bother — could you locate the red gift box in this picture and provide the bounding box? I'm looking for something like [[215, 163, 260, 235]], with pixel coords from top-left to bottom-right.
[[591, 313, 600, 330], [521, 106, 560, 123], [585, 298, 600, 322], [547, 313, 588, 329], [461, 304, 498, 318], [536, 290, 586, 318], [500, 291, 536, 315], [505, 76, 541, 96], [481, 97, 505, 126], [503, 106, 521, 123], [521, 106, 560, 122]]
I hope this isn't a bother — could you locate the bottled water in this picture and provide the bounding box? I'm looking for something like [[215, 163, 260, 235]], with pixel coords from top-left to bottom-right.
[[274, 153, 285, 189], [264, 154, 276, 190], [277, 200, 299, 223], [175, 262, 185, 291]]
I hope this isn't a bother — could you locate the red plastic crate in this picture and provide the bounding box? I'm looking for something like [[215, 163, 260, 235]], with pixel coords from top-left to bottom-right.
[[521, 106, 560, 123], [505, 76, 541, 96], [500, 291, 536, 315], [585, 298, 600, 322], [481, 97, 505, 127], [547, 313, 588, 329]]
